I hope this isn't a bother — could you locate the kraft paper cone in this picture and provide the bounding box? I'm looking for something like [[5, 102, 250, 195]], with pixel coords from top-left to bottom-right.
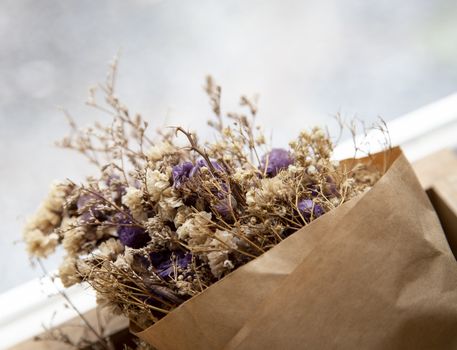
[[134, 195, 361, 349], [133, 148, 399, 349], [135, 148, 457, 349], [225, 151, 457, 349]]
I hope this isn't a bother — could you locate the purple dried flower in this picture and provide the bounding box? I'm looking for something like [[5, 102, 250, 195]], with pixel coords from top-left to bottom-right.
[[77, 193, 107, 223], [173, 159, 224, 187], [178, 252, 192, 268], [298, 199, 325, 220], [147, 251, 166, 267], [260, 148, 294, 177], [214, 196, 237, 220], [189, 159, 224, 177], [117, 221, 150, 248], [150, 251, 192, 279], [77, 193, 96, 211], [172, 162, 194, 188]]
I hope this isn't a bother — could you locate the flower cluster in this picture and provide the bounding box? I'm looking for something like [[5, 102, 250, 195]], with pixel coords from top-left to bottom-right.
[[24, 70, 381, 331]]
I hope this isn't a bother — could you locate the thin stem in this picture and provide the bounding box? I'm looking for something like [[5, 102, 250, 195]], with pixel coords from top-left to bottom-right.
[[36, 259, 112, 350]]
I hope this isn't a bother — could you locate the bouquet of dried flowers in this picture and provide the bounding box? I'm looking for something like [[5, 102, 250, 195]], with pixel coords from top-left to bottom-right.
[[23, 60, 386, 349]]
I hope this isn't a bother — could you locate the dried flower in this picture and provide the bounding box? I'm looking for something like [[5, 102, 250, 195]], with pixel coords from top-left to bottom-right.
[[23, 181, 72, 257], [122, 187, 147, 221], [61, 220, 87, 256], [98, 238, 125, 260], [189, 159, 224, 177], [172, 162, 194, 188], [173, 206, 193, 228], [146, 142, 178, 162], [59, 256, 81, 288], [298, 199, 325, 220], [146, 169, 170, 202], [177, 212, 212, 247], [260, 148, 294, 177], [151, 251, 192, 279], [214, 195, 237, 220], [24, 229, 59, 258], [118, 222, 151, 249]]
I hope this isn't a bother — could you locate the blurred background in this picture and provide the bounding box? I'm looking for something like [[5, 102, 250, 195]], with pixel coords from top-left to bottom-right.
[[1, 0, 457, 293]]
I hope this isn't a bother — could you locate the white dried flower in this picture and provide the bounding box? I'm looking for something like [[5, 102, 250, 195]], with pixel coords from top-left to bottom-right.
[[207, 251, 229, 278], [208, 229, 238, 250], [98, 238, 124, 260], [146, 142, 177, 162], [95, 225, 116, 240], [161, 188, 183, 208], [311, 127, 326, 140], [307, 165, 317, 175], [223, 259, 234, 269], [144, 216, 164, 234], [24, 229, 59, 258], [175, 280, 193, 295], [59, 256, 80, 288], [122, 187, 146, 221], [288, 165, 298, 173], [233, 168, 257, 183], [174, 206, 193, 228], [146, 169, 170, 202], [246, 177, 291, 207], [43, 181, 70, 213], [204, 230, 237, 278], [62, 221, 87, 257], [23, 182, 72, 257], [75, 259, 92, 276], [177, 212, 212, 246], [156, 188, 182, 222], [114, 255, 131, 270], [330, 197, 341, 207], [246, 189, 256, 206], [157, 205, 176, 223], [24, 208, 61, 235], [256, 134, 266, 145]]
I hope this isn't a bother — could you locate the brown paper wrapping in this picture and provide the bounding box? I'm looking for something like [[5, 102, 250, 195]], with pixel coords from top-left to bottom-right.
[[135, 148, 457, 349]]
